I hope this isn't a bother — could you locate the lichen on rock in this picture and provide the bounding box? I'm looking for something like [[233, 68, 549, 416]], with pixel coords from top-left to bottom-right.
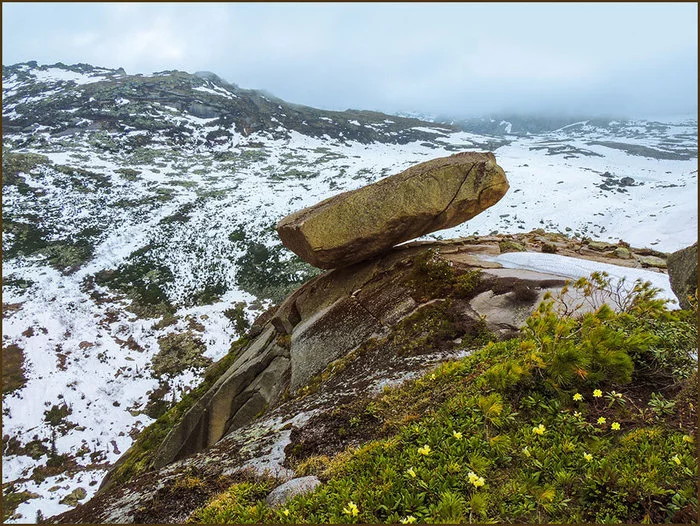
[[276, 152, 509, 269]]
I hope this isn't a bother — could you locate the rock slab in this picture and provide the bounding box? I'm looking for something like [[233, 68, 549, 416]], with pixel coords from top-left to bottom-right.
[[667, 242, 698, 309], [276, 152, 509, 269]]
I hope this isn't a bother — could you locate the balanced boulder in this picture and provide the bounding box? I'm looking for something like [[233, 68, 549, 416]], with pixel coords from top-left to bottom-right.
[[276, 152, 509, 268]]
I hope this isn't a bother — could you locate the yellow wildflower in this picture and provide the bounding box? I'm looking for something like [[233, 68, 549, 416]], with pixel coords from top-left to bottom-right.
[[583, 452, 593, 462], [406, 467, 417, 478], [532, 424, 546, 435], [467, 471, 479, 484], [611, 422, 621, 431], [473, 476, 485, 487], [452, 431, 463, 440], [400, 516, 417, 524], [671, 455, 681, 466], [573, 411, 581, 418], [429, 373, 437, 380], [418, 444, 431, 456], [573, 393, 583, 401], [683, 435, 694, 443], [282, 509, 290, 517], [597, 417, 606, 425], [343, 502, 359, 516], [593, 389, 603, 398], [522, 446, 531, 458]]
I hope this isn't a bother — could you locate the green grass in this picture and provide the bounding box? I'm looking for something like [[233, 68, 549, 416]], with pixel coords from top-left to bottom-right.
[[188, 275, 697, 524]]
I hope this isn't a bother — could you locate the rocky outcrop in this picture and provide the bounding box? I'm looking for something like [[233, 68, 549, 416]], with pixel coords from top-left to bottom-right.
[[276, 152, 509, 269], [94, 236, 578, 494], [54, 232, 678, 524], [667, 242, 698, 309], [150, 326, 290, 469]]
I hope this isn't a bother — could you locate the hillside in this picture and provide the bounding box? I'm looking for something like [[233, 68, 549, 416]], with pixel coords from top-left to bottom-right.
[[51, 236, 697, 524], [1, 62, 698, 522]]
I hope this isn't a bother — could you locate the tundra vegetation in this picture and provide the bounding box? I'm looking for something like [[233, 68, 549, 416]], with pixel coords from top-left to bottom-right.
[[186, 275, 697, 524]]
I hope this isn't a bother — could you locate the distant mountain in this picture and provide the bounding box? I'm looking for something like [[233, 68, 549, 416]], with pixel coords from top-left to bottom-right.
[[2, 61, 457, 146]]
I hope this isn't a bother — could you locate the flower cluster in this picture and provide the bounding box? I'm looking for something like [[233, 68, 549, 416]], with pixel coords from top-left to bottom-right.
[[468, 471, 485, 487], [343, 501, 359, 516]]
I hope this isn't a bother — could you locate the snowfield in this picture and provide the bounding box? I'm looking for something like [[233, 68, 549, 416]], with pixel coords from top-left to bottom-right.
[[486, 252, 678, 307]]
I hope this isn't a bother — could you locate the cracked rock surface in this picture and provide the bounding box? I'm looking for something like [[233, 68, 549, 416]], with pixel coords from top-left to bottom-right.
[[276, 152, 509, 268]]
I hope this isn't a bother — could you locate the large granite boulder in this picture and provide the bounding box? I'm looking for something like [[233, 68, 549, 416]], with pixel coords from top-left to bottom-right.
[[276, 152, 509, 269], [667, 242, 698, 309]]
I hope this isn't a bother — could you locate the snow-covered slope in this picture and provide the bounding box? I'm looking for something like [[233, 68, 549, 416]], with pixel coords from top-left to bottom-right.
[[1, 62, 697, 522]]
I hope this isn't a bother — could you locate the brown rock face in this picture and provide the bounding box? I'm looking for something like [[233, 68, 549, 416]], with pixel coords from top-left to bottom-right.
[[667, 242, 698, 309], [276, 152, 509, 269]]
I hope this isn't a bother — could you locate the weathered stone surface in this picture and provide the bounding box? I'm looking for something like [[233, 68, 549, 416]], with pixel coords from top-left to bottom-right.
[[637, 255, 667, 269], [150, 326, 290, 470], [276, 152, 509, 269], [265, 476, 321, 508], [667, 242, 698, 309], [614, 247, 631, 259], [469, 268, 567, 337]]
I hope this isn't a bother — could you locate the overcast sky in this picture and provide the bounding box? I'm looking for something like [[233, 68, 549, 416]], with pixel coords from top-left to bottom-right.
[[2, 2, 698, 119]]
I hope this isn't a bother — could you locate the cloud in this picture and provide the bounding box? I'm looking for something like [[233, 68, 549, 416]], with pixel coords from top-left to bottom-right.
[[2, 3, 697, 118]]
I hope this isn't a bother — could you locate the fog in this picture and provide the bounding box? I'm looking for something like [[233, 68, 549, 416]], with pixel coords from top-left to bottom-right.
[[3, 2, 697, 119]]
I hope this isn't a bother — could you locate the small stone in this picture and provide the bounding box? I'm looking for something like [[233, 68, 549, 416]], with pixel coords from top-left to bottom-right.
[[59, 487, 87, 506], [587, 240, 615, 251], [265, 476, 321, 508], [614, 247, 631, 259], [637, 255, 667, 269]]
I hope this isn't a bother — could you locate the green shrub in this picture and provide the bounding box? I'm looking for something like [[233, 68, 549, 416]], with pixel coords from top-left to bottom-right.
[[152, 332, 210, 378], [408, 249, 483, 301], [499, 240, 526, 253]]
